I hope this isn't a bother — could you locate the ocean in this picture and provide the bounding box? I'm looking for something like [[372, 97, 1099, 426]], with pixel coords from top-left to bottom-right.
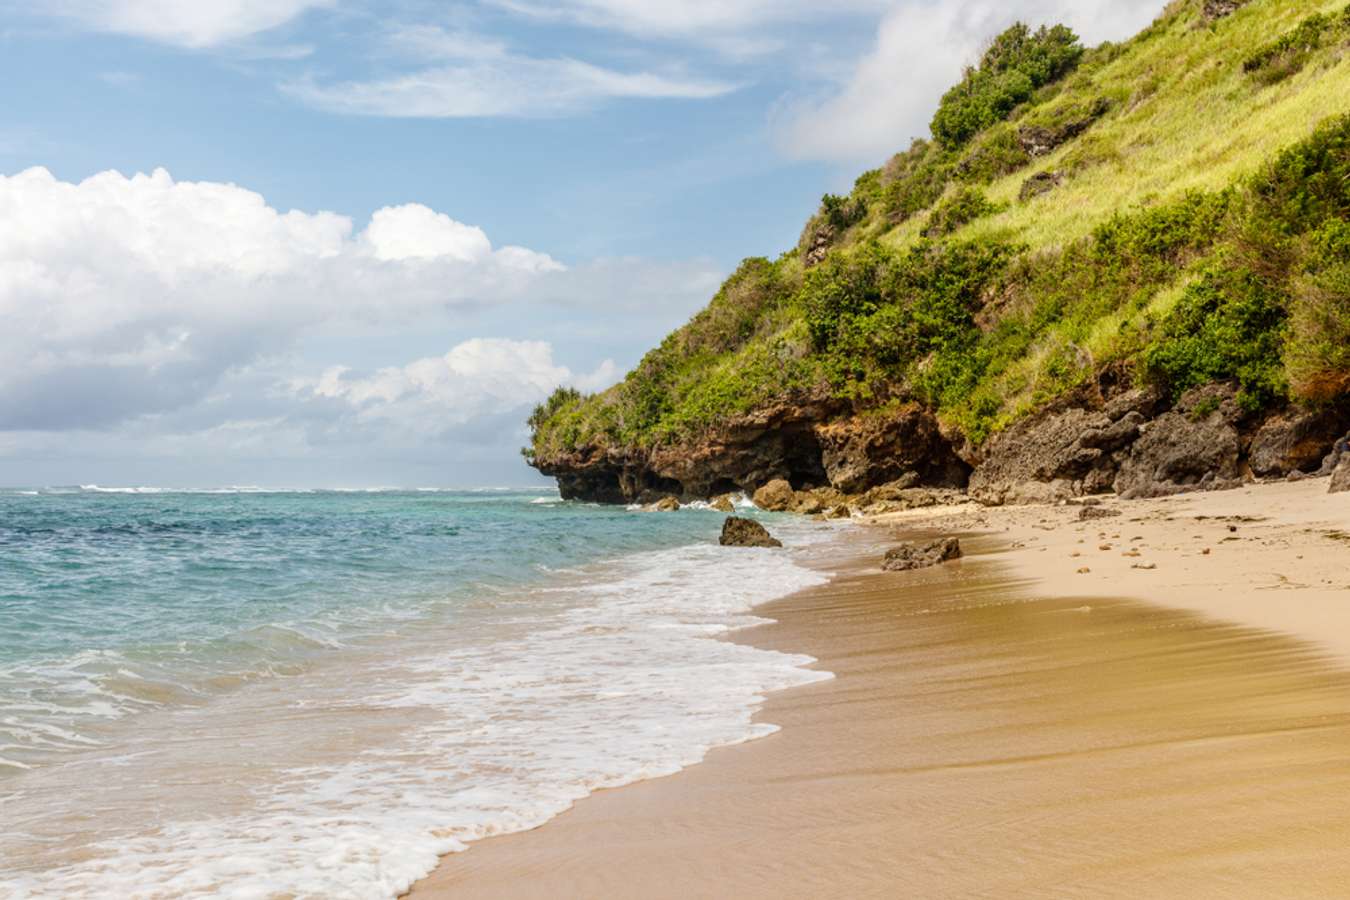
[[0, 487, 834, 899]]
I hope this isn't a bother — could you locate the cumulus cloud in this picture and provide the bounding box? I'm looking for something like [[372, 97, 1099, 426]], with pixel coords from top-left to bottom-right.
[[46, 0, 332, 48], [286, 27, 738, 118], [0, 167, 562, 431], [775, 0, 1165, 164], [289, 339, 620, 439]]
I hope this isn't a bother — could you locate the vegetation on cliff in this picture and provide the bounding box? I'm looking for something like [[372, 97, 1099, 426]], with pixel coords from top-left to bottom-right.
[[527, 0, 1350, 481]]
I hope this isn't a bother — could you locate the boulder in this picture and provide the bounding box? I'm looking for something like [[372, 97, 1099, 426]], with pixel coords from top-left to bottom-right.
[[1331, 458, 1350, 495], [752, 478, 796, 512], [882, 537, 962, 572], [719, 517, 783, 548], [710, 495, 736, 513], [1114, 384, 1245, 499], [652, 496, 680, 512], [1318, 433, 1350, 476], [826, 504, 853, 520], [1250, 409, 1347, 477]]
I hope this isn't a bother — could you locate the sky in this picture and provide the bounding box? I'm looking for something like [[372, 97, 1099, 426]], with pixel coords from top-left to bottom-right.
[[0, 0, 1163, 488]]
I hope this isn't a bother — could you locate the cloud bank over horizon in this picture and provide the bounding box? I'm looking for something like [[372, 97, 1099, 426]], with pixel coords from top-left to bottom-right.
[[0, 165, 715, 484]]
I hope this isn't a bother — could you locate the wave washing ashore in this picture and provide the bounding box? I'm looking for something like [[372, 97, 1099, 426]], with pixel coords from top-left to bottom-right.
[[0, 488, 833, 898]]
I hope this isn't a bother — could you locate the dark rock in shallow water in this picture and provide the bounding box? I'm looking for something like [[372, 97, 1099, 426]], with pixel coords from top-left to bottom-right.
[[882, 537, 962, 572], [719, 517, 783, 548]]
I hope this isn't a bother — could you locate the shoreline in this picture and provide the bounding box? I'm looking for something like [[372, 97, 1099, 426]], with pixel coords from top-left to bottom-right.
[[410, 476, 1350, 897]]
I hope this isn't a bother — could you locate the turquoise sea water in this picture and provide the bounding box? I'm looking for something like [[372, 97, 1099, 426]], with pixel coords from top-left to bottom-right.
[[0, 487, 834, 898]]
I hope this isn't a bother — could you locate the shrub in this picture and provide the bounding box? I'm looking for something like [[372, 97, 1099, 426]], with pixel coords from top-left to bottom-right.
[[879, 140, 953, 223], [680, 258, 789, 355], [931, 23, 1084, 149], [1141, 263, 1288, 410], [1287, 220, 1350, 402], [1250, 112, 1350, 235], [922, 187, 1005, 237]]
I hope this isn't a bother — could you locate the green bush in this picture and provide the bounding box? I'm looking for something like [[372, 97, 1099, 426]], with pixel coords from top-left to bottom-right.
[[879, 140, 953, 223], [923, 187, 1005, 236], [1250, 112, 1350, 235], [1287, 220, 1350, 402], [1141, 263, 1288, 410], [931, 23, 1084, 149]]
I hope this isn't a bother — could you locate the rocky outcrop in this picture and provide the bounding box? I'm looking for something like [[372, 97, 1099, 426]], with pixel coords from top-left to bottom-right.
[[1115, 384, 1247, 499], [535, 396, 968, 506], [536, 378, 1348, 510], [1203, 0, 1247, 21], [719, 517, 782, 548], [1016, 99, 1110, 158], [816, 403, 969, 493], [710, 495, 736, 513], [882, 537, 962, 572], [1020, 171, 1063, 201], [969, 373, 1162, 506]]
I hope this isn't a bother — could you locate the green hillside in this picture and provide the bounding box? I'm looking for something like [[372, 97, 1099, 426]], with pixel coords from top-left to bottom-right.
[[527, 0, 1350, 472]]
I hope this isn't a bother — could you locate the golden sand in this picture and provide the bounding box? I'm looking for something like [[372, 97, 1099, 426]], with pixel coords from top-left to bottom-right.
[[411, 478, 1350, 898]]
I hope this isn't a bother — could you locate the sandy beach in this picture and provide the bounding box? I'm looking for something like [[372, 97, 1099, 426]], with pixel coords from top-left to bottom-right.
[[411, 477, 1350, 898]]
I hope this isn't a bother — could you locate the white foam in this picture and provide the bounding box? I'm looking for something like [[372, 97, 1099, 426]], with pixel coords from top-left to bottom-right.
[[2, 528, 833, 899]]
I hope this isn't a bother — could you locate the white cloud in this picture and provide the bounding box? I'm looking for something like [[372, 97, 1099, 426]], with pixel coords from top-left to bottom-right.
[[291, 338, 620, 437], [285, 33, 738, 119], [488, 0, 889, 41], [0, 166, 562, 430], [775, 0, 1165, 164], [48, 0, 333, 48]]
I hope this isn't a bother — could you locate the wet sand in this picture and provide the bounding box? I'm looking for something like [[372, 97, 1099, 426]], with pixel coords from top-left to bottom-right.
[[413, 478, 1350, 898]]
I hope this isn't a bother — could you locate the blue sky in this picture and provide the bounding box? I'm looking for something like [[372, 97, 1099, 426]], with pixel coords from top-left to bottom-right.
[[0, 0, 1161, 488]]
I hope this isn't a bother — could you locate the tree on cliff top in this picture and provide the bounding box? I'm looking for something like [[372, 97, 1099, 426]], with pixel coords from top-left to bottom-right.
[[930, 23, 1084, 149]]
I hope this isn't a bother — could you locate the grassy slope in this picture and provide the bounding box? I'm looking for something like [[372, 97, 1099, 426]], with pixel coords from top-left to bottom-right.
[[529, 0, 1350, 466]]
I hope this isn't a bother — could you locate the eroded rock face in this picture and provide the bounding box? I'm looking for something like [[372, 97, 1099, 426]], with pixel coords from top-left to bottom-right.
[[969, 381, 1161, 506], [1250, 408, 1348, 477], [1115, 384, 1246, 499], [816, 403, 969, 493], [882, 537, 962, 572], [719, 517, 782, 548]]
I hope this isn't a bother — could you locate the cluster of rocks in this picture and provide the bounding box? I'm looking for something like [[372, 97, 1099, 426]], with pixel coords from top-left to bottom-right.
[[748, 476, 967, 521]]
